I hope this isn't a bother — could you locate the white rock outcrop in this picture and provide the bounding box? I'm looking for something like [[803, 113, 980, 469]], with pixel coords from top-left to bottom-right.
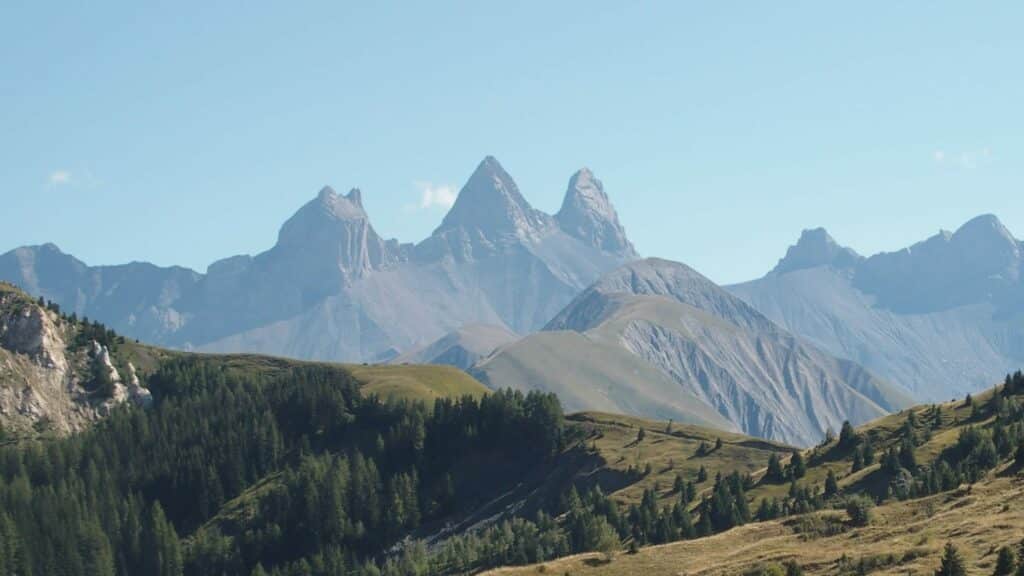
[[0, 290, 152, 435]]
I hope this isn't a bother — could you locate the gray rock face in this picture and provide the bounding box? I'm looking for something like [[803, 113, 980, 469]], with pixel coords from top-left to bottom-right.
[[556, 168, 637, 256], [0, 288, 148, 435], [274, 186, 407, 282], [854, 214, 1022, 313], [771, 228, 862, 275], [485, 258, 907, 446], [0, 157, 638, 363], [729, 215, 1024, 400]]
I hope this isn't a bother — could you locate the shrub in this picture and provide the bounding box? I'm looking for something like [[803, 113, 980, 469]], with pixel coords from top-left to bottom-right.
[[844, 495, 874, 527]]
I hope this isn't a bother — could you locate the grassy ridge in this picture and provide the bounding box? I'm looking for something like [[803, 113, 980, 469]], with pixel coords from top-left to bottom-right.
[[345, 363, 489, 402], [486, 380, 1024, 575], [143, 352, 490, 403]]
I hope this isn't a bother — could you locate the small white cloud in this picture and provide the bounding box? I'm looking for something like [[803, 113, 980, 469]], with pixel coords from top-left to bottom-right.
[[933, 147, 993, 170], [48, 170, 72, 186], [411, 181, 457, 210]]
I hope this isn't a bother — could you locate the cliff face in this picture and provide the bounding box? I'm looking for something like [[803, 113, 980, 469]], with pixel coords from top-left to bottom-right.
[[0, 285, 150, 436]]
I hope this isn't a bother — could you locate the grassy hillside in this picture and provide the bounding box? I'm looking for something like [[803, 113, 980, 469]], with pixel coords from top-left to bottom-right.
[[566, 412, 792, 507], [486, 473, 1024, 575], [484, 375, 1024, 575], [345, 362, 489, 402]]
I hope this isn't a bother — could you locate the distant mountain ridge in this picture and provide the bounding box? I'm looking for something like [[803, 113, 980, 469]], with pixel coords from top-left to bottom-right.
[[477, 258, 910, 446], [730, 214, 1024, 400], [0, 157, 638, 363]]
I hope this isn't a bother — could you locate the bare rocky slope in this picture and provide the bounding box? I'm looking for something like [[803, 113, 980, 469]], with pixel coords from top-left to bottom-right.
[[729, 214, 1024, 401], [0, 282, 151, 437], [476, 258, 910, 446], [0, 157, 637, 363]]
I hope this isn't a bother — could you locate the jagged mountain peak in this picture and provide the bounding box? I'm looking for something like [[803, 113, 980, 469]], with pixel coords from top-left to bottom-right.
[[770, 227, 862, 275], [435, 156, 551, 239], [308, 185, 368, 222], [271, 185, 402, 282], [556, 167, 636, 256], [345, 187, 364, 208]]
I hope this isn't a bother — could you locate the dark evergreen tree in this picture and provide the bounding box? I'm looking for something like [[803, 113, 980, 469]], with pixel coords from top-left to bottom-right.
[[936, 542, 966, 576], [838, 420, 859, 450], [824, 469, 839, 498], [766, 453, 785, 483], [994, 546, 1016, 575], [787, 452, 806, 480]]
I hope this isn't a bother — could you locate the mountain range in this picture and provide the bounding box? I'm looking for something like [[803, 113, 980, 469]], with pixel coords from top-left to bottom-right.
[[729, 214, 1024, 401], [0, 157, 636, 363], [4, 157, 1024, 446]]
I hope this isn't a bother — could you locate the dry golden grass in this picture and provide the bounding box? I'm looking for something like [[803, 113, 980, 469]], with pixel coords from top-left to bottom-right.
[[487, 468, 1024, 576], [488, 386, 1024, 576], [568, 412, 792, 507], [344, 362, 489, 402]]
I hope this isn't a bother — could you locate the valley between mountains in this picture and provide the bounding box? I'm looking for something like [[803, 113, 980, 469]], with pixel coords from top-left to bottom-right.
[[2, 157, 1024, 575]]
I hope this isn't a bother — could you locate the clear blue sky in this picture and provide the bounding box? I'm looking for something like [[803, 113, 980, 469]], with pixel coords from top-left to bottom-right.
[[2, 2, 1021, 284]]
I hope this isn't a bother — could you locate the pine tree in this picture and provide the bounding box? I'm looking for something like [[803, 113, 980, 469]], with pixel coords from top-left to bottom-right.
[[766, 453, 784, 483], [936, 542, 966, 576], [684, 480, 697, 503], [994, 546, 1016, 575], [787, 452, 806, 479], [899, 438, 918, 470], [863, 440, 876, 465], [838, 421, 858, 450], [637, 427, 646, 443], [852, 448, 865, 472], [674, 474, 685, 494], [824, 469, 839, 498], [143, 502, 183, 576], [697, 466, 708, 483]]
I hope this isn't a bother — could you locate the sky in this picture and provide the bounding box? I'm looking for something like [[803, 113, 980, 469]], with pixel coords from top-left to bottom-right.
[[1, 2, 1022, 285]]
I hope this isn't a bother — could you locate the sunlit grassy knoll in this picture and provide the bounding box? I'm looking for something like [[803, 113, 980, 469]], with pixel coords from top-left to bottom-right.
[[569, 412, 793, 507]]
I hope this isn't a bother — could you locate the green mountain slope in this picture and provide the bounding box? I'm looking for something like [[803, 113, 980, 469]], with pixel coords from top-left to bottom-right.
[[471, 330, 733, 431]]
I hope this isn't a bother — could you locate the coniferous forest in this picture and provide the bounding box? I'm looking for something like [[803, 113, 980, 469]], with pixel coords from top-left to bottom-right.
[[0, 357, 568, 576], [3, 354, 1024, 575]]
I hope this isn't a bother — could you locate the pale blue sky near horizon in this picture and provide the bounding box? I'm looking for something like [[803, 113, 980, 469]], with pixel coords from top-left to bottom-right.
[[1, 2, 1021, 284]]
